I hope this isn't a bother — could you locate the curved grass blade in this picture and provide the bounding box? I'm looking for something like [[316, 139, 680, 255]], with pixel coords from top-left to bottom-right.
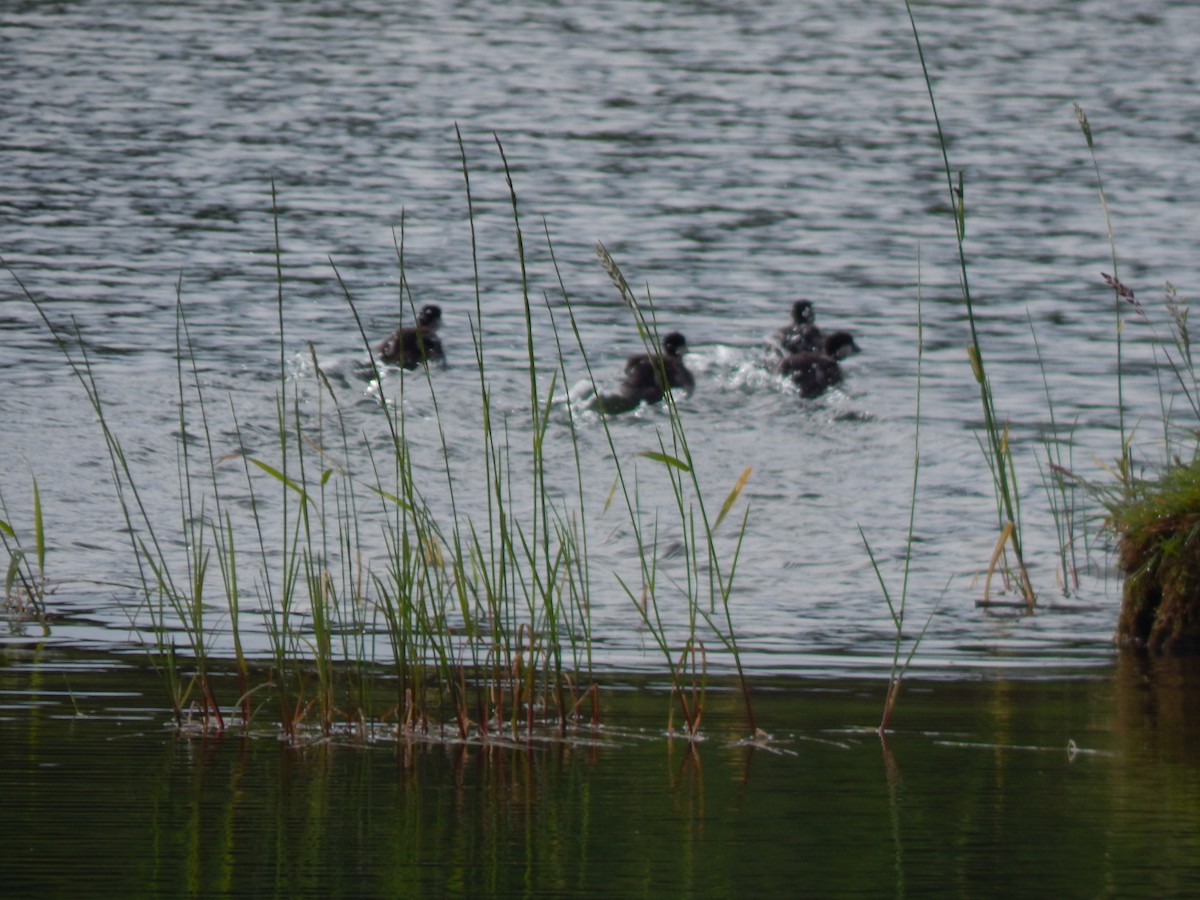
[[248, 457, 316, 509], [714, 467, 752, 531], [637, 450, 690, 472]]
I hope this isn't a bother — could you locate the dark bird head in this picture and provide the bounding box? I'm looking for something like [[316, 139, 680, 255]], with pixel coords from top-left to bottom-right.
[[823, 330, 860, 359], [791, 300, 816, 326], [417, 304, 442, 329], [662, 332, 688, 357]]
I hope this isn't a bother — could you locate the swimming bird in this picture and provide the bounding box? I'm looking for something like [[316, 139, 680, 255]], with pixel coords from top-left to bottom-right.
[[774, 330, 860, 398], [377, 304, 444, 369], [591, 331, 695, 414], [772, 299, 822, 354]]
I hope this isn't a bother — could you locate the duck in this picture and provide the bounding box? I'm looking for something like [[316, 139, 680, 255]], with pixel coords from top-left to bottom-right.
[[771, 299, 822, 355], [774, 330, 860, 398], [590, 331, 695, 415], [377, 304, 444, 369]]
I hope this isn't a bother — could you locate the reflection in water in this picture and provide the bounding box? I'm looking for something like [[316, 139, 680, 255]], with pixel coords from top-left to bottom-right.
[[2, 651, 1199, 895], [1116, 652, 1200, 765]]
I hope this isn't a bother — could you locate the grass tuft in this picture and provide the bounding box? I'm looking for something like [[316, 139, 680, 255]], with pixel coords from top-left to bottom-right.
[[3, 138, 754, 743]]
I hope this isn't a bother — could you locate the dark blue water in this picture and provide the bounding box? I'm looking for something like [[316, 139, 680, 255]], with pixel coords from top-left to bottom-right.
[[5, 0, 1200, 674]]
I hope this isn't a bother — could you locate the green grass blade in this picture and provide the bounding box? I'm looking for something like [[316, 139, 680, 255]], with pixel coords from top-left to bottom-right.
[[32, 477, 44, 577], [248, 457, 316, 508], [637, 450, 691, 472], [714, 467, 752, 531]]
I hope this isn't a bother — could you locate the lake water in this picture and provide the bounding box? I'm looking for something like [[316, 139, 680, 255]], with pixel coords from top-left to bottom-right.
[[3, 647, 1199, 896], [3, 0, 1200, 890], [8, 0, 1200, 674]]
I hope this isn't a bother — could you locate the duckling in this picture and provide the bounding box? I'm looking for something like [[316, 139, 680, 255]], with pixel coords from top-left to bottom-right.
[[377, 304, 444, 369], [771, 299, 821, 354], [774, 330, 860, 398], [591, 331, 695, 415]]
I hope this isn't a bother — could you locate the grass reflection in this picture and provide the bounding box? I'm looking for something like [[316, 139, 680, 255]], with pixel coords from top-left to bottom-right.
[[2, 651, 1198, 896]]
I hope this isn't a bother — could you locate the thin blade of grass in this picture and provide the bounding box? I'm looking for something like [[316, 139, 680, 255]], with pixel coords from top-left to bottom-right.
[[714, 467, 752, 531], [32, 477, 44, 576], [637, 450, 691, 472], [248, 457, 316, 508]]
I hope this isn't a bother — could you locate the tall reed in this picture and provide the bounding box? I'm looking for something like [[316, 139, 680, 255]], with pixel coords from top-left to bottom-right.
[[860, 263, 939, 733], [904, 0, 1034, 607], [325, 134, 608, 740], [1073, 104, 1133, 482], [1066, 105, 1200, 649], [8, 260, 224, 727], [1028, 312, 1083, 595], [1074, 109, 1200, 470], [582, 243, 756, 738], [8, 137, 752, 743]]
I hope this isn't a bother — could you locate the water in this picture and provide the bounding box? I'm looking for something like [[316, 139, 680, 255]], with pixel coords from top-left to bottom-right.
[[6, 3, 1200, 892], [5, 1, 1200, 672], [3, 648, 1199, 895]]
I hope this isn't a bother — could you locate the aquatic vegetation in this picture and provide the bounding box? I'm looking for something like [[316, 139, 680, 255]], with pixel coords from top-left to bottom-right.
[[904, 0, 1034, 608], [1076, 104, 1134, 484], [8, 45, 1199, 764], [860, 263, 941, 733], [5, 141, 757, 743], [904, 2, 1200, 642], [0, 476, 47, 631], [1093, 278, 1200, 653], [1069, 104, 1200, 653], [15, 272, 228, 728], [1106, 458, 1200, 652], [1029, 310, 1086, 596], [582, 241, 755, 738]]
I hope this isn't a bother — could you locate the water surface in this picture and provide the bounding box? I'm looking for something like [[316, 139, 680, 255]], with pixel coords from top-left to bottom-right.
[[6, 4, 1200, 893], [5, 1, 1200, 672], [2, 647, 1199, 896]]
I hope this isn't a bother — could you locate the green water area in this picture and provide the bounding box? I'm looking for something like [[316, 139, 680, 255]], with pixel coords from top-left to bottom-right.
[[3, 647, 1197, 897]]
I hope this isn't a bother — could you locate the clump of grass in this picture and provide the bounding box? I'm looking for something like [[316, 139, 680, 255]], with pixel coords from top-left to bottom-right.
[[1105, 459, 1200, 652], [8, 134, 755, 743], [1072, 106, 1200, 651], [583, 243, 756, 739], [0, 475, 48, 631], [8, 262, 225, 729], [1093, 278, 1200, 652]]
